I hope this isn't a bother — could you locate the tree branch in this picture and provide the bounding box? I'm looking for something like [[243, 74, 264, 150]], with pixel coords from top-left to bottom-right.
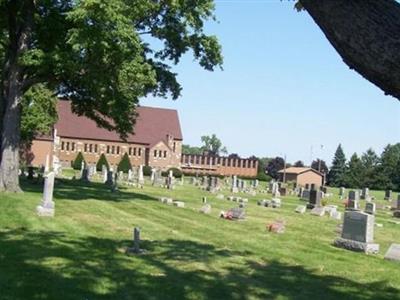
[[300, 0, 400, 101]]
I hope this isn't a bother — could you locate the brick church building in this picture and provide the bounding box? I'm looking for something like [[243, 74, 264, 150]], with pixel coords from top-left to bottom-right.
[[30, 100, 183, 171], [30, 100, 258, 177]]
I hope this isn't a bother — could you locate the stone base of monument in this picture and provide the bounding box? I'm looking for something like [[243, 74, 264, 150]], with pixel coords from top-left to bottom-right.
[[126, 247, 145, 255], [306, 203, 315, 209], [334, 238, 379, 254], [36, 204, 55, 217], [231, 187, 238, 194]]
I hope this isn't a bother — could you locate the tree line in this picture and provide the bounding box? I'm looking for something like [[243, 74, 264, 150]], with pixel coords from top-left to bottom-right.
[[259, 143, 400, 191]]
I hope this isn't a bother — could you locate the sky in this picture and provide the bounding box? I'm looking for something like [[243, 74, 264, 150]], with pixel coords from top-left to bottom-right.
[[140, 0, 400, 166]]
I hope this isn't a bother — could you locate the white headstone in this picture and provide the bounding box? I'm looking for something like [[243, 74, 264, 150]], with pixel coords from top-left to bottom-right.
[[36, 172, 55, 217], [138, 165, 144, 185]]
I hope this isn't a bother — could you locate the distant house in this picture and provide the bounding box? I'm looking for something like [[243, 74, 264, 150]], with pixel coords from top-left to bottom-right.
[[277, 167, 324, 187]]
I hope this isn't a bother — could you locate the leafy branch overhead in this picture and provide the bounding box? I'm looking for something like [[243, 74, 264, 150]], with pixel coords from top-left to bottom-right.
[[1, 0, 223, 138]]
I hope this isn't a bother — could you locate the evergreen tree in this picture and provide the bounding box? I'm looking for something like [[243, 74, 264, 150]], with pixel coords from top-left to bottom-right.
[[117, 153, 132, 173], [343, 153, 364, 188], [360, 148, 379, 188], [96, 154, 110, 172], [72, 152, 86, 170], [327, 144, 347, 187], [375, 144, 400, 190]]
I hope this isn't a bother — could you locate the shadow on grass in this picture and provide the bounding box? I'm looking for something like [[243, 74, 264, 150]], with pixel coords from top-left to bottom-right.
[[20, 177, 158, 203], [0, 228, 398, 300]]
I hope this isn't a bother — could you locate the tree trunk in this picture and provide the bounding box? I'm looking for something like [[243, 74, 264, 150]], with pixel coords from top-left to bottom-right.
[[0, 77, 22, 192], [300, 0, 400, 101], [0, 0, 35, 192]]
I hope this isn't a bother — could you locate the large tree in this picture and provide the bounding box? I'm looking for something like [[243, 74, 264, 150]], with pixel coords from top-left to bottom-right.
[[0, 0, 222, 192], [266, 156, 285, 180], [299, 0, 400, 101], [311, 159, 328, 175], [200, 134, 227, 156]]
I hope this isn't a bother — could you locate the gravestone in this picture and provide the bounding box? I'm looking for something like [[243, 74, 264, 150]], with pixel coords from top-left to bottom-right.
[[325, 205, 338, 215], [301, 190, 310, 201], [279, 187, 287, 197], [80, 167, 89, 182], [311, 206, 326, 217], [347, 199, 360, 211], [102, 165, 108, 183], [36, 171, 55, 217], [295, 205, 306, 214], [173, 201, 185, 208], [384, 190, 392, 201], [330, 211, 342, 220], [138, 165, 144, 185], [127, 227, 143, 254], [349, 190, 360, 201], [216, 194, 224, 200], [347, 190, 360, 211], [271, 198, 281, 208], [361, 188, 369, 200], [271, 182, 279, 195], [199, 204, 211, 214], [307, 190, 321, 209], [231, 175, 238, 193], [252, 179, 259, 188], [334, 211, 379, 254], [228, 207, 245, 220], [128, 168, 134, 182], [384, 244, 400, 262], [339, 187, 346, 196], [298, 187, 304, 198], [160, 197, 173, 205], [268, 221, 285, 234], [272, 190, 281, 198], [310, 183, 316, 191], [365, 202, 376, 215], [391, 195, 400, 211], [150, 168, 155, 182], [105, 171, 114, 186]]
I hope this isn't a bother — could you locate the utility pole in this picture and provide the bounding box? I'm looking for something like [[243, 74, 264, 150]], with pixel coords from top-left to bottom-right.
[[283, 154, 287, 183]]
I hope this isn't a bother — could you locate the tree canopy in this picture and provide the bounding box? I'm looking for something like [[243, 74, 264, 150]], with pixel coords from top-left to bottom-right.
[[200, 134, 227, 156], [0, 0, 223, 191]]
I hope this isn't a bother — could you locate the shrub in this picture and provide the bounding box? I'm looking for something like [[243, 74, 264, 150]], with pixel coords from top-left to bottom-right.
[[257, 172, 271, 182], [143, 165, 152, 176], [72, 152, 86, 170], [96, 153, 109, 172], [117, 153, 132, 173], [163, 167, 182, 178]]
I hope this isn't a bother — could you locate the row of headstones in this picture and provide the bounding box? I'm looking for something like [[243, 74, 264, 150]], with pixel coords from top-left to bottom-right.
[[339, 187, 395, 201]]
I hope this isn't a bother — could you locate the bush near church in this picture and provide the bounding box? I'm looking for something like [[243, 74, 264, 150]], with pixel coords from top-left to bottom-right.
[[163, 167, 182, 178], [72, 152, 86, 170], [117, 153, 132, 173], [96, 153, 109, 172], [143, 166, 152, 176]]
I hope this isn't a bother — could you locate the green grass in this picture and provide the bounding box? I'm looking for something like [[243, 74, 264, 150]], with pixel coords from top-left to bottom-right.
[[0, 174, 399, 300]]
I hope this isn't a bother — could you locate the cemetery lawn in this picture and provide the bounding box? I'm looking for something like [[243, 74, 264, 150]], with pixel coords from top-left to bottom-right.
[[1, 176, 400, 300]]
